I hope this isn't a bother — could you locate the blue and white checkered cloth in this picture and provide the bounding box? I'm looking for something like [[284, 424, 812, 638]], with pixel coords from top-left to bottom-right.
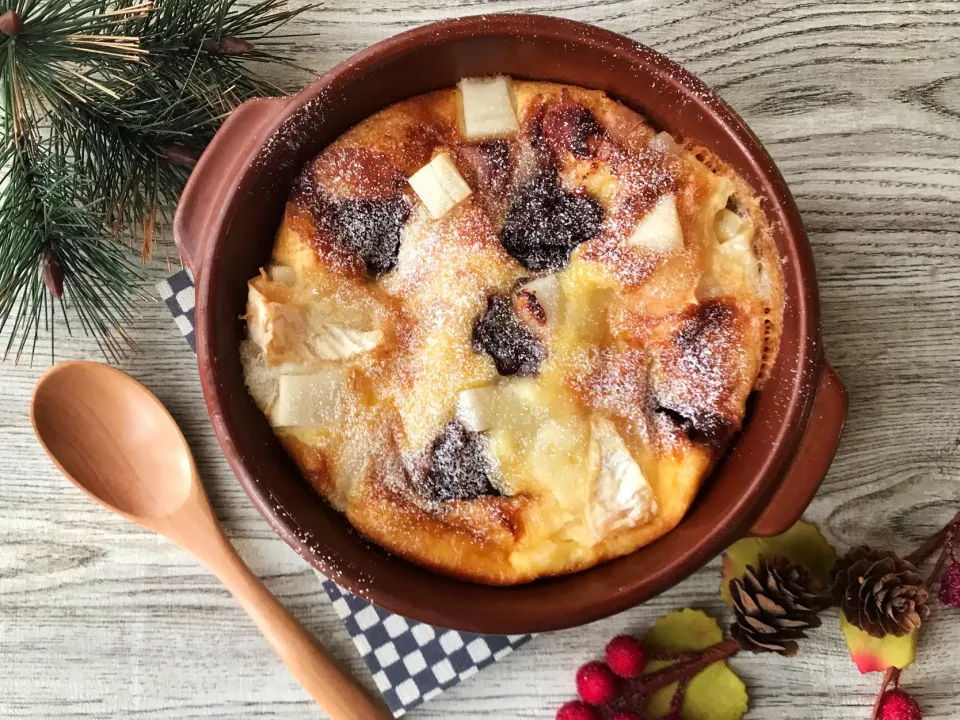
[[158, 269, 533, 717]]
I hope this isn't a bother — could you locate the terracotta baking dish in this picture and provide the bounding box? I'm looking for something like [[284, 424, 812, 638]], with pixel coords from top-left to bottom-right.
[[174, 13, 847, 634]]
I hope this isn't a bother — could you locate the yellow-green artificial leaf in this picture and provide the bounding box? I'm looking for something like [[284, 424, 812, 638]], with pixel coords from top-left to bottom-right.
[[838, 611, 917, 673], [720, 520, 837, 605], [643, 609, 748, 720]]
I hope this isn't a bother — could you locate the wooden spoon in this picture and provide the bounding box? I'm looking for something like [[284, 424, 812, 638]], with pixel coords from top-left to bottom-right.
[[31, 360, 390, 720]]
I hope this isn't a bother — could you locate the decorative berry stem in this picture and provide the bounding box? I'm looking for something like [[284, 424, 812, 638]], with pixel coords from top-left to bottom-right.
[[595, 640, 740, 718], [652, 650, 701, 663], [927, 535, 952, 587], [905, 512, 960, 566], [668, 677, 690, 715], [630, 639, 740, 699], [870, 667, 901, 720]]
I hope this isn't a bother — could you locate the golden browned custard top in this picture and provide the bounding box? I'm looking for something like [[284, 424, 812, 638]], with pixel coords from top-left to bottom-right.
[[240, 77, 784, 584]]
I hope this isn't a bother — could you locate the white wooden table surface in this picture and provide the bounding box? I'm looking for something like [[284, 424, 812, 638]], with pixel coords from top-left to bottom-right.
[[3, 2, 960, 718]]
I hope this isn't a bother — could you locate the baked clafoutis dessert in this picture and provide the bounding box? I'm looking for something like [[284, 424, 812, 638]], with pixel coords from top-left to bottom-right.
[[240, 77, 785, 584]]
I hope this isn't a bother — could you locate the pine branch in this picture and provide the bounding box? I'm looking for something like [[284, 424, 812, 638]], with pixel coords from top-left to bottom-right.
[[0, 139, 145, 362], [0, 0, 314, 360], [51, 67, 212, 259], [0, 0, 147, 140]]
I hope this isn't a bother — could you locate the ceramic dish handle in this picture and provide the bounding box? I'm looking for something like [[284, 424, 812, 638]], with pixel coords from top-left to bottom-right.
[[747, 364, 848, 537], [174, 96, 289, 280]]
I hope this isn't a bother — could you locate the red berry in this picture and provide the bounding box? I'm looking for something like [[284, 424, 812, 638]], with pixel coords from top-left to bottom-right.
[[575, 661, 617, 705], [611, 713, 643, 720], [878, 688, 922, 720], [556, 700, 599, 720], [938, 561, 960, 607], [605, 635, 647, 678]]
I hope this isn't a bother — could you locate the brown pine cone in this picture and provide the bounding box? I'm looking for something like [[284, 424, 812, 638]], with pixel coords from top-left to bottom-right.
[[729, 555, 827, 656], [831, 545, 929, 637]]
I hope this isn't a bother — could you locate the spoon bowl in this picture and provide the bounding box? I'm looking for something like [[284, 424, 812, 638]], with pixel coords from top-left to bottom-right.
[[31, 360, 389, 720], [32, 361, 193, 519]]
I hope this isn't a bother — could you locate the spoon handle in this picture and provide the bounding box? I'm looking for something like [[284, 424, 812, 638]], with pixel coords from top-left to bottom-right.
[[205, 541, 392, 719]]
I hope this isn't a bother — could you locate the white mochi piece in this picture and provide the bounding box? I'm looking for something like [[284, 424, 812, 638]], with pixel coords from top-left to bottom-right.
[[407, 153, 473, 219], [458, 76, 520, 140], [272, 370, 345, 428]]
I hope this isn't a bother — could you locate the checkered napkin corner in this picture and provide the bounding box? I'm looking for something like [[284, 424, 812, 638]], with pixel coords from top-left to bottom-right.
[[324, 581, 531, 716], [158, 269, 533, 718], [158, 269, 196, 351]]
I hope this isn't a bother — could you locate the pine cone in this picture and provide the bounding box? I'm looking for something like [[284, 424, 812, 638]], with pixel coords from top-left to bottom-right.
[[729, 555, 827, 656], [831, 546, 929, 637]]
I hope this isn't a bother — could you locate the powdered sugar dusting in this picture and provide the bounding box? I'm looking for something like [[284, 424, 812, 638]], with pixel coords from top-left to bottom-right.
[[573, 346, 651, 441], [581, 145, 683, 287], [650, 299, 749, 448]]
